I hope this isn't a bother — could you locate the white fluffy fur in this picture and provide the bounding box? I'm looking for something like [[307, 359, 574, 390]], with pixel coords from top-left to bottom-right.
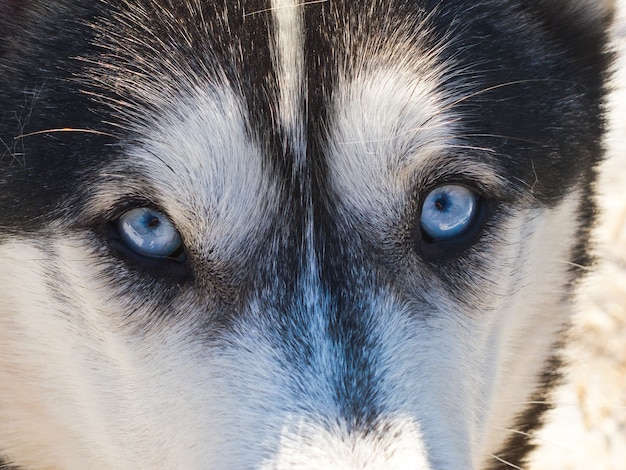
[[0, 192, 583, 469]]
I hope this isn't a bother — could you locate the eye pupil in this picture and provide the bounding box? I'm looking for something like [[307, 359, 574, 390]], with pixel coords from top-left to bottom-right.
[[147, 217, 160, 228], [435, 198, 447, 211]]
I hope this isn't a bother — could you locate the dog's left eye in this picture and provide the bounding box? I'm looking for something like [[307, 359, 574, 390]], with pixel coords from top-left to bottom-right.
[[419, 185, 479, 241], [117, 208, 183, 259]]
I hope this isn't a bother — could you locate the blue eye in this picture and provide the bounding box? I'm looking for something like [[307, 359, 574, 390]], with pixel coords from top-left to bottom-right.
[[420, 185, 479, 241], [117, 208, 183, 259]]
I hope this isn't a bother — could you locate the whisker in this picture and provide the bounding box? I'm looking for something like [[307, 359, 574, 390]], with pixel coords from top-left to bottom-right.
[[438, 144, 496, 153], [243, 0, 327, 18], [488, 453, 525, 470], [14, 128, 117, 139], [0, 136, 11, 155], [450, 133, 543, 146], [440, 78, 583, 113], [522, 400, 626, 410], [495, 427, 583, 455], [336, 119, 459, 146], [335, 123, 544, 152], [550, 260, 594, 272], [529, 157, 539, 194]]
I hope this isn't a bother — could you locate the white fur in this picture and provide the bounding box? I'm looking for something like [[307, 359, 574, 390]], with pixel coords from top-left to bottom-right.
[[0, 193, 582, 469], [90, 86, 281, 266], [271, 0, 306, 165]]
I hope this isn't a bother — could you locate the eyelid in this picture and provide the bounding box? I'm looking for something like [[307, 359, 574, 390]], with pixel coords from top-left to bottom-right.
[[409, 153, 511, 202]]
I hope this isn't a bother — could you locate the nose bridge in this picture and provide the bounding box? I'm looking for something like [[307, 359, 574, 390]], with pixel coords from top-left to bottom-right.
[[262, 202, 386, 432], [252, 0, 387, 422]]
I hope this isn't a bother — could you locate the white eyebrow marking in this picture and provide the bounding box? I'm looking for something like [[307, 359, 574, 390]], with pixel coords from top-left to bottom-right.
[[325, 60, 506, 231], [271, 0, 306, 168]]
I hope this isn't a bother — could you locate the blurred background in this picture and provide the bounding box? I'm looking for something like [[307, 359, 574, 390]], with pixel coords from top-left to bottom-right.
[[529, 2, 626, 468]]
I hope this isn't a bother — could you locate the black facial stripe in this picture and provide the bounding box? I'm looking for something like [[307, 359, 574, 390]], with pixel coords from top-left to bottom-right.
[[429, 2, 610, 206], [0, 4, 116, 231]]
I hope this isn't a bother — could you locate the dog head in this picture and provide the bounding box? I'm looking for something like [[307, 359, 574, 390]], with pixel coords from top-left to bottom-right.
[[0, 1, 614, 468]]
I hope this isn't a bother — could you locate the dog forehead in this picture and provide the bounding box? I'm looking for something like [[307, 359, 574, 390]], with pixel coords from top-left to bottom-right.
[[80, 0, 607, 254], [88, 1, 455, 240]]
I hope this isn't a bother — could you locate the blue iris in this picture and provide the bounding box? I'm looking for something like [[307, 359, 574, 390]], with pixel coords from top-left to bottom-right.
[[118, 208, 182, 258], [420, 185, 478, 241]]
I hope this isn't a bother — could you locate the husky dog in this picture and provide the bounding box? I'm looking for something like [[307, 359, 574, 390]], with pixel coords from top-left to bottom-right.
[[0, 0, 615, 468]]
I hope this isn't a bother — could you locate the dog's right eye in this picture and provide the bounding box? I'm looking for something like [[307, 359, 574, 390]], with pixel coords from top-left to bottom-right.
[[117, 207, 184, 260]]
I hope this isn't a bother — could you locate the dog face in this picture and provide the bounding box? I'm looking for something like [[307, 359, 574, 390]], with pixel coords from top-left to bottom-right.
[[0, 1, 613, 468]]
